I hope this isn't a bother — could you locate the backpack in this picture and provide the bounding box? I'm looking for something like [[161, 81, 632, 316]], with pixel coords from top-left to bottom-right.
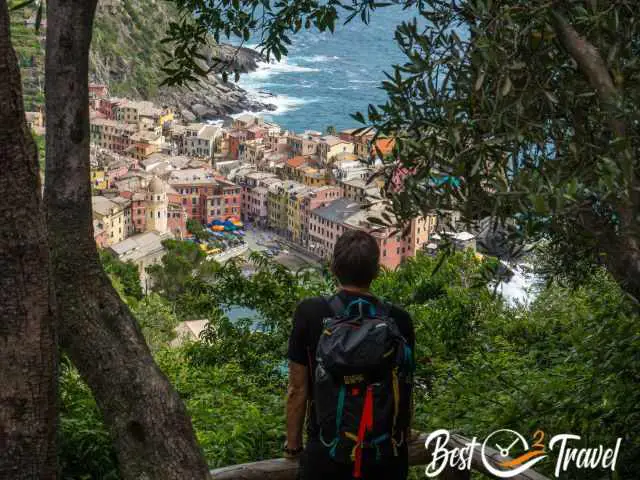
[[314, 296, 414, 478]]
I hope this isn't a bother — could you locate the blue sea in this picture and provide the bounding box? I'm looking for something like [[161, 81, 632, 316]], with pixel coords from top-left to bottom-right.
[[235, 6, 413, 133]]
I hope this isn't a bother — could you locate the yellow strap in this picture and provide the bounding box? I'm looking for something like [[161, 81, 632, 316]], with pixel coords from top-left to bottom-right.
[[345, 431, 358, 442], [392, 367, 400, 431]]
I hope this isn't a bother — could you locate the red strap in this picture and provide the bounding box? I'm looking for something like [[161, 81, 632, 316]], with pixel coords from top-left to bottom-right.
[[353, 385, 374, 478]]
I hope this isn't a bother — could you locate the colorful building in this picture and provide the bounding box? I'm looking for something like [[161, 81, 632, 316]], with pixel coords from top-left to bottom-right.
[[115, 100, 174, 129], [308, 198, 361, 259], [168, 168, 241, 224], [339, 126, 376, 159], [185, 124, 222, 159], [90, 118, 137, 153], [268, 180, 304, 235], [299, 185, 342, 248], [90, 168, 108, 190], [317, 135, 355, 165], [308, 197, 438, 269], [287, 132, 320, 158], [227, 130, 248, 160], [92, 195, 128, 246], [238, 171, 280, 226]]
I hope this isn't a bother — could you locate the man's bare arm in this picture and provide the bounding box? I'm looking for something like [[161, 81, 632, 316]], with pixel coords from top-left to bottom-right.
[[286, 360, 308, 452]]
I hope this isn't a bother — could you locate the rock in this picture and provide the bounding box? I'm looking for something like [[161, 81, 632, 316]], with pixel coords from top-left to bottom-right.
[[181, 109, 196, 122]]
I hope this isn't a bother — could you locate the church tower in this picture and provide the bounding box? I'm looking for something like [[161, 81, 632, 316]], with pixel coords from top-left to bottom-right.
[[146, 176, 168, 234]]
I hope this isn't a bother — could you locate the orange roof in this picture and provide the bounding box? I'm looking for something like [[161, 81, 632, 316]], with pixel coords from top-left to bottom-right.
[[286, 156, 307, 168], [372, 138, 395, 157]]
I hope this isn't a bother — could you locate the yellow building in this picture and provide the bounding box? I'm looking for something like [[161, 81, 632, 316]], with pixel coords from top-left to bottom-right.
[[268, 180, 305, 236], [115, 100, 174, 128], [92, 195, 127, 246], [318, 135, 355, 165], [90, 169, 108, 190], [286, 187, 310, 244], [268, 183, 289, 234], [300, 166, 328, 187]]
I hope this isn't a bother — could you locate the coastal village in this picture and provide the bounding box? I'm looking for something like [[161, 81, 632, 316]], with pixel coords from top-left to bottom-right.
[[30, 83, 475, 289]]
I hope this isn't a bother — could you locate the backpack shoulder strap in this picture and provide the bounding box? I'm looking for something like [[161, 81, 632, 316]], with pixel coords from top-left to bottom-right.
[[376, 299, 393, 318], [327, 295, 346, 317]]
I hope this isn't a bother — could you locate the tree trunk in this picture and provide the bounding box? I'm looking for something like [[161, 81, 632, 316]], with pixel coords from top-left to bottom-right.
[[550, 10, 640, 300], [44, 0, 211, 478], [0, 1, 57, 478]]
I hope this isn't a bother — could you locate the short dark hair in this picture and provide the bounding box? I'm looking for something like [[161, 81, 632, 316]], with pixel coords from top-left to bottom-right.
[[331, 230, 380, 288]]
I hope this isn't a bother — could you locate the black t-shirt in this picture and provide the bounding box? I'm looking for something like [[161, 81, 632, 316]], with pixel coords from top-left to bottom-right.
[[287, 290, 415, 439]]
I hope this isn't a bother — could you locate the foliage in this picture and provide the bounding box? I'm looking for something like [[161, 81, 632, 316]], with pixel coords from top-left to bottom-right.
[[146, 239, 212, 303], [90, 0, 176, 98], [58, 356, 119, 480], [187, 218, 211, 242], [62, 241, 640, 478], [100, 250, 144, 304], [157, 346, 286, 468], [377, 255, 640, 479], [166, 0, 640, 300], [131, 293, 180, 353], [8, 2, 45, 110]]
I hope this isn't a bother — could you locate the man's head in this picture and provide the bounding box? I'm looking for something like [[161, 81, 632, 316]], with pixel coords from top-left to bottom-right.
[[331, 230, 380, 289]]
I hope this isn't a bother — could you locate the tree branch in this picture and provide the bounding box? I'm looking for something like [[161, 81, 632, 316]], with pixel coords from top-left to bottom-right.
[[549, 10, 625, 137]]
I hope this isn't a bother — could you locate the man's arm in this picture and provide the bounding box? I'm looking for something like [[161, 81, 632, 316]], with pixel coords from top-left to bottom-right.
[[286, 360, 308, 454]]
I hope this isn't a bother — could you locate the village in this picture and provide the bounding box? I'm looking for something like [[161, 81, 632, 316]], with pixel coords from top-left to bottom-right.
[[50, 83, 479, 288]]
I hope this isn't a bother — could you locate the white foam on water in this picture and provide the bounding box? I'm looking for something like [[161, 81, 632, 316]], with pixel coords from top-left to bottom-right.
[[231, 91, 316, 118], [297, 55, 340, 63], [242, 58, 320, 82], [494, 262, 539, 307], [348, 79, 380, 84]]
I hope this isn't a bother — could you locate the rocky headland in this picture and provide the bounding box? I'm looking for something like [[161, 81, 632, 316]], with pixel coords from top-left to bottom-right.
[[89, 0, 275, 121]]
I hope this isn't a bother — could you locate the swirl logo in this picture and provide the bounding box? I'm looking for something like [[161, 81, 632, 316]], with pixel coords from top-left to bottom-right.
[[481, 429, 547, 478]]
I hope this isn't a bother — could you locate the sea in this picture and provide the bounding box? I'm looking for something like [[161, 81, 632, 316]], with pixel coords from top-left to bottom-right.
[[233, 5, 413, 133]]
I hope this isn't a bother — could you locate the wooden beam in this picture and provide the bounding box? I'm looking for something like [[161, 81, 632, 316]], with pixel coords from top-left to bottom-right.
[[211, 432, 551, 480]]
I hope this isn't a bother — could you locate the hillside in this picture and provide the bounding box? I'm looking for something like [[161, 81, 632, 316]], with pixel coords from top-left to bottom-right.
[[10, 0, 274, 120]]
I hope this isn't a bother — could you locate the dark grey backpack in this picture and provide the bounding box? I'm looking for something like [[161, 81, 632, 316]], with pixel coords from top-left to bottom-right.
[[314, 296, 413, 478]]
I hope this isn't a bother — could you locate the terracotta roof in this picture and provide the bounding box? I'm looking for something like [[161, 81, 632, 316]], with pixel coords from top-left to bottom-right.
[[373, 138, 395, 156], [286, 156, 307, 168]]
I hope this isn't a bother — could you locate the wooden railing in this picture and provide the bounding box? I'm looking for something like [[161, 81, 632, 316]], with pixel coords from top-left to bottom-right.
[[210, 432, 551, 479]]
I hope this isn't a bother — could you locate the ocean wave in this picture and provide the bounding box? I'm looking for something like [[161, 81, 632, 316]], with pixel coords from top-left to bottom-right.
[[237, 87, 318, 117], [296, 55, 340, 63], [258, 81, 316, 89], [348, 79, 380, 84], [243, 58, 320, 81]]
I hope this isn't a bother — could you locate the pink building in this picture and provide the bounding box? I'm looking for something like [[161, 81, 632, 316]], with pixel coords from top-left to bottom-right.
[[227, 130, 248, 160], [246, 125, 265, 140], [167, 199, 187, 239], [168, 169, 241, 225], [309, 198, 437, 269], [300, 185, 342, 248], [89, 83, 109, 99], [238, 172, 280, 226], [106, 163, 130, 187], [96, 98, 123, 120], [308, 198, 361, 259]]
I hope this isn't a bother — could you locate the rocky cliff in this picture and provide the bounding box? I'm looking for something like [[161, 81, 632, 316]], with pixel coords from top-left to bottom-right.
[[91, 0, 275, 120], [11, 0, 274, 119]]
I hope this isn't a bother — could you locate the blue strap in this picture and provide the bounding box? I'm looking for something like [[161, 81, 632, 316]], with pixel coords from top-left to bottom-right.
[[329, 385, 347, 458], [371, 433, 390, 462], [344, 298, 375, 318], [404, 345, 415, 372]]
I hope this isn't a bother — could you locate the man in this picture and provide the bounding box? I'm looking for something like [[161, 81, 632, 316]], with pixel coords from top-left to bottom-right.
[[286, 230, 415, 480]]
